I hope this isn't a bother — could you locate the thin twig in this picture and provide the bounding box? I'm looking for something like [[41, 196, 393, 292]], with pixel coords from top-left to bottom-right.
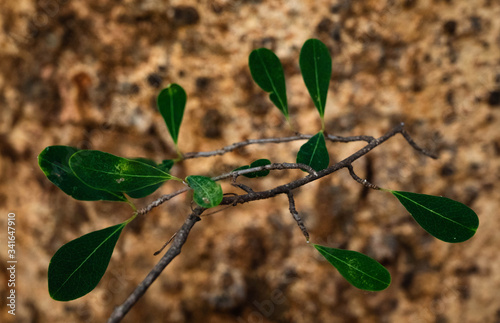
[[325, 133, 375, 143], [182, 134, 374, 159], [231, 180, 254, 193], [399, 126, 438, 159], [107, 209, 204, 323], [287, 191, 309, 242], [346, 164, 380, 190], [137, 187, 189, 216], [153, 231, 178, 256], [213, 162, 316, 182]]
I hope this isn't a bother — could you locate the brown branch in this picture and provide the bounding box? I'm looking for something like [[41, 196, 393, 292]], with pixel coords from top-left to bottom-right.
[[287, 191, 309, 242], [182, 134, 374, 159], [346, 164, 380, 190]]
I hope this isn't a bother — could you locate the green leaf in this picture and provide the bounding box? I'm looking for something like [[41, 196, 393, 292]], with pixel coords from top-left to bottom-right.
[[233, 159, 272, 178], [158, 159, 175, 171], [296, 132, 329, 171], [38, 146, 126, 202], [125, 159, 175, 199], [157, 83, 187, 145], [314, 245, 391, 291], [389, 191, 479, 243], [49, 222, 126, 301], [186, 175, 223, 208], [249, 48, 288, 119], [299, 39, 332, 121], [69, 150, 173, 193]]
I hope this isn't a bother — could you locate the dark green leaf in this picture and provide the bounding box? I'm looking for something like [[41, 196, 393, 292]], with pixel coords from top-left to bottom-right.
[[314, 244, 391, 291], [299, 39, 332, 120], [69, 150, 173, 193], [49, 222, 126, 301], [125, 159, 175, 199], [38, 146, 126, 202], [158, 159, 175, 172], [390, 190, 479, 243], [157, 83, 187, 145], [186, 175, 223, 208], [233, 159, 272, 178], [296, 132, 329, 171], [249, 48, 288, 119]]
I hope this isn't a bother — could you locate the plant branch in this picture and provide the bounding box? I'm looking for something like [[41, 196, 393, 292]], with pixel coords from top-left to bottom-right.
[[107, 208, 204, 323], [107, 123, 435, 322], [287, 191, 309, 242], [217, 123, 431, 207], [213, 162, 316, 181], [400, 127, 438, 159], [182, 134, 374, 159], [346, 164, 379, 190], [136, 187, 189, 216]]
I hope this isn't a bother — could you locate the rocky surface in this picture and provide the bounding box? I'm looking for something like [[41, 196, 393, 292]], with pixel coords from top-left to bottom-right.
[[1, 0, 499, 322]]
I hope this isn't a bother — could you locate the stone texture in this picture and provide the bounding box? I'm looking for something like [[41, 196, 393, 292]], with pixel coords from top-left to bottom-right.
[[1, 0, 499, 322]]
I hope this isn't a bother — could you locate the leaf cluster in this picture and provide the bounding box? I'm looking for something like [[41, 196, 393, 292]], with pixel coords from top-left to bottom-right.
[[38, 39, 478, 307]]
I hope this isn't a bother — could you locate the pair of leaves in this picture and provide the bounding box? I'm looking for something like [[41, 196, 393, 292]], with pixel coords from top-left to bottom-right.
[[38, 146, 175, 201], [249, 39, 332, 125], [233, 159, 272, 178], [296, 132, 329, 172], [315, 191, 478, 292], [38, 146, 127, 202]]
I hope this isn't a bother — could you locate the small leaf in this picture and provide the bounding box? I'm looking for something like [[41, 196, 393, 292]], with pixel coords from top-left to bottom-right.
[[38, 146, 126, 202], [125, 158, 175, 199], [296, 132, 329, 171], [49, 222, 127, 301], [158, 159, 175, 172], [234, 159, 272, 178], [314, 245, 391, 291], [390, 190, 479, 243], [186, 175, 223, 208], [69, 150, 173, 193], [249, 48, 288, 119], [299, 39, 332, 121], [157, 83, 187, 145]]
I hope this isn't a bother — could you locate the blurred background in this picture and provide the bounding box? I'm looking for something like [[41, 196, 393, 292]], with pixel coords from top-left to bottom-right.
[[1, 0, 499, 322]]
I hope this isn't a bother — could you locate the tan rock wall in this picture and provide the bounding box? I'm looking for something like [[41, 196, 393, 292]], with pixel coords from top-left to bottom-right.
[[1, 0, 499, 322]]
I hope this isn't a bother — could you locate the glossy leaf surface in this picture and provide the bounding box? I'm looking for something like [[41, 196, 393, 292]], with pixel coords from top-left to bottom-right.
[[314, 244, 391, 291], [249, 48, 288, 119], [69, 150, 173, 193], [125, 158, 175, 199], [390, 190, 479, 243], [49, 223, 126, 301], [299, 39, 332, 119], [296, 132, 329, 171], [233, 159, 272, 178], [157, 83, 187, 145], [38, 146, 126, 202], [186, 175, 223, 208]]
